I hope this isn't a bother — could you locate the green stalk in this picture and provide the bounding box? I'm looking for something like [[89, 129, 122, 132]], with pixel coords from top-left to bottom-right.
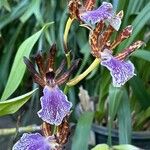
[[63, 17, 74, 94], [67, 58, 100, 86]]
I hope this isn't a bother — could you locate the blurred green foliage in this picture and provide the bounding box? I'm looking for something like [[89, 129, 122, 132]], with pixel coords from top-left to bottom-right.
[[0, 0, 150, 149]]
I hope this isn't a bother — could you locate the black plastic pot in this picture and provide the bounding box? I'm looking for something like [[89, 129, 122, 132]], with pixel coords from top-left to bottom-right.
[[92, 124, 150, 149]]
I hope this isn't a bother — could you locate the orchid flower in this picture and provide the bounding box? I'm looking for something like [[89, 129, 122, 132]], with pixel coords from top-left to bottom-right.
[[88, 13, 144, 87], [12, 133, 58, 150], [66, 2, 144, 87], [24, 44, 79, 125], [13, 118, 70, 150], [68, 0, 121, 31]]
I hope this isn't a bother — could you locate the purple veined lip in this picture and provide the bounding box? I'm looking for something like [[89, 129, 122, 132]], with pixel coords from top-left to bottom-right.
[[12, 133, 58, 150], [101, 50, 136, 87], [80, 2, 113, 25], [38, 85, 72, 126], [79, 2, 121, 30]]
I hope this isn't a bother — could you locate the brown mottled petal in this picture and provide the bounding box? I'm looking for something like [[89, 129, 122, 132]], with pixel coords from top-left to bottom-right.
[[110, 25, 133, 50], [56, 116, 70, 145], [68, 0, 81, 19], [84, 0, 96, 11], [41, 122, 52, 137], [55, 59, 80, 85], [34, 52, 45, 77], [89, 21, 104, 57], [23, 57, 46, 87], [46, 43, 56, 72], [98, 25, 114, 51], [115, 41, 144, 60]]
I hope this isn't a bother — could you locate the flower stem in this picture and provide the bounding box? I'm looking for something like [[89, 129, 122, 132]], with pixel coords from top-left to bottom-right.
[[67, 58, 100, 86], [0, 125, 40, 136], [64, 17, 74, 54], [63, 18, 74, 94], [64, 17, 74, 68]]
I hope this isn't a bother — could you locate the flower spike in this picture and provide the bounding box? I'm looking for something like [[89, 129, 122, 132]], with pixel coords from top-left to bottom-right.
[[24, 44, 79, 126]]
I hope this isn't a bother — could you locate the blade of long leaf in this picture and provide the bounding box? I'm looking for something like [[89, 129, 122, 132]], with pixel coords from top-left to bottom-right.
[[116, 0, 129, 12], [122, 0, 144, 27], [117, 2, 150, 51], [20, 0, 42, 23], [129, 76, 150, 109], [0, 0, 11, 11], [71, 112, 94, 150], [131, 49, 150, 62], [118, 88, 131, 144], [135, 106, 150, 129], [0, 89, 37, 116], [1, 22, 53, 101], [108, 85, 124, 146], [0, 0, 28, 29], [0, 23, 23, 91]]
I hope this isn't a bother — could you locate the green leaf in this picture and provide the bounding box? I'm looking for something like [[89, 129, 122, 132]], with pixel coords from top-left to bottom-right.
[[71, 112, 94, 150], [117, 2, 150, 51], [98, 70, 110, 112], [0, 89, 37, 116], [108, 85, 124, 145], [0, 0, 28, 30], [132, 49, 150, 62], [113, 144, 140, 150], [20, 0, 42, 23], [0, 0, 11, 11], [121, 0, 143, 27], [117, 0, 129, 12], [91, 144, 109, 150], [118, 88, 131, 144], [0, 23, 23, 89], [129, 76, 150, 109], [135, 106, 150, 128], [1, 22, 53, 101]]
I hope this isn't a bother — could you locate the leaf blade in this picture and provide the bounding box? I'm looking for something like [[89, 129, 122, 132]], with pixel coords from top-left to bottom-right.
[[132, 49, 150, 62], [0, 89, 37, 116], [108, 85, 124, 145], [1, 22, 53, 100], [118, 88, 131, 144], [71, 112, 94, 150]]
